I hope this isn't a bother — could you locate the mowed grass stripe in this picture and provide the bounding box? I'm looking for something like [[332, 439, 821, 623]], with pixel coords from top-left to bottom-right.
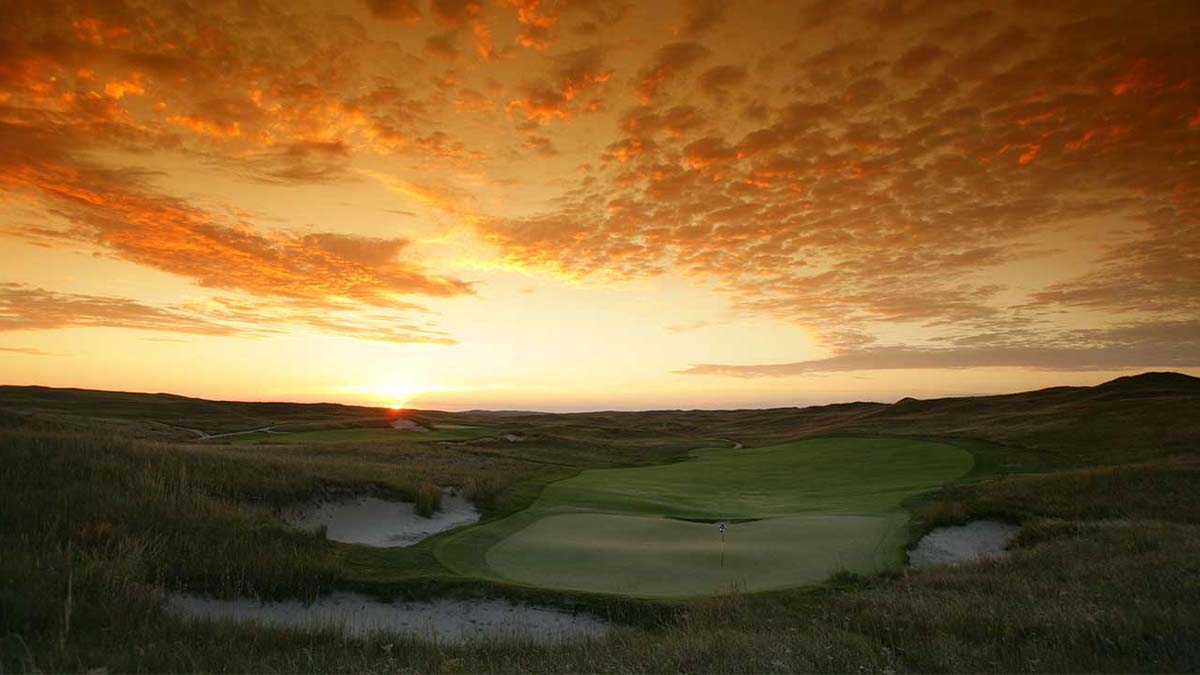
[[436, 436, 973, 596], [485, 512, 907, 597], [540, 436, 973, 518]]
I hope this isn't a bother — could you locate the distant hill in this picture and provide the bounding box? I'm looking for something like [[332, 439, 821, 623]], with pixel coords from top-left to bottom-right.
[[460, 409, 550, 416], [0, 385, 391, 439], [1, 373, 1196, 464], [1092, 371, 1200, 393]]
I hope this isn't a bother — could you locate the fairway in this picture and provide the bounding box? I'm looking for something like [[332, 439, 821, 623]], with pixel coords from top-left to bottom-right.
[[216, 426, 491, 445], [439, 437, 973, 597]]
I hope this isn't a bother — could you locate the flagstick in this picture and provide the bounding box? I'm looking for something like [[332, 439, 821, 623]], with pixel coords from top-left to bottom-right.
[[720, 523, 726, 568]]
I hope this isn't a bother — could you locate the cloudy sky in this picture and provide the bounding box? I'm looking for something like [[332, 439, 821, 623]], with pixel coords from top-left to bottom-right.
[[0, 0, 1197, 410]]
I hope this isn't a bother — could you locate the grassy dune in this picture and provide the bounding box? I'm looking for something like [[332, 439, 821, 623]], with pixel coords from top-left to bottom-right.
[[216, 426, 492, 445], [1, 373, 1198, 672]]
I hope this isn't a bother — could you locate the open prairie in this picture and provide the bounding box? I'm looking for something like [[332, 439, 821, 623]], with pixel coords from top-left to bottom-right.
[[213, 425, 492, 445], [2, 373, 1199, 672]]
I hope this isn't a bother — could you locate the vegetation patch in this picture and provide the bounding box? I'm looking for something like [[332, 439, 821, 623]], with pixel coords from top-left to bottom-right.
[[440, 437, 973, 596], [2, 375, 1198, 672], [213, 425, 495, 445]]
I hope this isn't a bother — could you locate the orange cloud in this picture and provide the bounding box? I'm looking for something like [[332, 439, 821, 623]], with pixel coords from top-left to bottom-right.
[[432, 0, 482, 25], [677, 321, 1200, 376], [892, 45, 944, 78], [0, 283, 457, 345], [696, 64, 747, 99], [0, 127, 472, 309], [475, 1, 1200, 355], [1111, 58, 1169, 96], [360, 0, 421, 22], [676, 0, 726, 37], [472, 20, 496, 60], [199, 297, 457, 345], [3, 0, 1198, 370], [0, 284, 235, 336], [0, 346, 50, 355], [507, 46, 611, 123], [103, 74, 145, 99], [502, 0, 558, 49], [168, 114, 241, 137], [635, 42, 711, 102], [1017, 143, 1041, 165], [504, 0, 556, 28], [0, 0, 483, 178], [1066, 125, 1133, 151]]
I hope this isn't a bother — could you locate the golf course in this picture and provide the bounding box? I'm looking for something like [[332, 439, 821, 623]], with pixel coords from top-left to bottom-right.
[[2, 373, 1199, 672], [439, 437, 973, 596], [212, 425, 493, 445]]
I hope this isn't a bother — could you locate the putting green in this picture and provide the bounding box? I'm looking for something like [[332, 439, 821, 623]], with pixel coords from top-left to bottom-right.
[[437, 436, 973, 597]]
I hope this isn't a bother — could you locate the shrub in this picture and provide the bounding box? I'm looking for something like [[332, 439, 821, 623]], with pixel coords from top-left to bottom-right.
[[414, 481, 442, 517]]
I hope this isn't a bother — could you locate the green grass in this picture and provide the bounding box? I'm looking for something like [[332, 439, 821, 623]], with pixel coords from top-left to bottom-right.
[[486, 512, 908, 596], [215, 426, 493, 445], [539, 437, 973, 517], [441, 437, 973, 596], [2, 374, 1199, 672]]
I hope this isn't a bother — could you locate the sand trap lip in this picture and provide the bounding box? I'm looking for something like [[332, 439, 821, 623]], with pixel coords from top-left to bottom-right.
[[909, 519, 1021, 568], [164, 592, 609, 643], [282, 488, 480, 547]]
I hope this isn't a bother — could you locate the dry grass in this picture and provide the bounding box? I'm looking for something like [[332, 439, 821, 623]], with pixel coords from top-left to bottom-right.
[[2, 373, 1199, 672], [413, 481, 442, 517]]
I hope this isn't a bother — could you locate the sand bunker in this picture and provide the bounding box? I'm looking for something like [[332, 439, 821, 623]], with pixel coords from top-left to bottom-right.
[[282, 489, 479, 547], [165, 592, 609, 643], [909, 519, 1021, 568]]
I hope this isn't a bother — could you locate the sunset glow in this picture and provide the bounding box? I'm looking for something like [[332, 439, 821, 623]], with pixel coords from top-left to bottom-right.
[[1, 0, 1197, 410]]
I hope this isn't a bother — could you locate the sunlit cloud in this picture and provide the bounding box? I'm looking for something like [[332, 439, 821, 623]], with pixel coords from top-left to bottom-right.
[[1, 0, 1197, 402], [0, 284, 236, 336], [677, 321, 1200, 377], [0, 152, 473, 307], [0, 346, 52, 355]]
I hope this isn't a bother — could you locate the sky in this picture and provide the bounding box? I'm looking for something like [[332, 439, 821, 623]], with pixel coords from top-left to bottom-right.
[[0, 0, 1197, 411]]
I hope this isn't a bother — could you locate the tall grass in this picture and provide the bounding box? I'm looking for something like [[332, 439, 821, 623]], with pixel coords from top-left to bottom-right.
[[413, 481, 442, 517], [3, 393, 1200, 673]]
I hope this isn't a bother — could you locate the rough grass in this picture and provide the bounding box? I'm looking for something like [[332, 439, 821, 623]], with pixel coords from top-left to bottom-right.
[[216, 426, 495, 445], [2, 373, 1199, 672], [7, 517, 1198, 673], [414, 482, 443, 518]]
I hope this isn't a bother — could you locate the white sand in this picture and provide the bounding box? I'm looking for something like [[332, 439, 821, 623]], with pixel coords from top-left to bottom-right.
[[165, 591, 609, 643], [282, 489, 480, 547], [909, 519, 1021, 568]]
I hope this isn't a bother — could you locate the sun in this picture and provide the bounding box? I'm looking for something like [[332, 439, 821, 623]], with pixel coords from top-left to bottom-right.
[[344, 381, 431, 410]]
